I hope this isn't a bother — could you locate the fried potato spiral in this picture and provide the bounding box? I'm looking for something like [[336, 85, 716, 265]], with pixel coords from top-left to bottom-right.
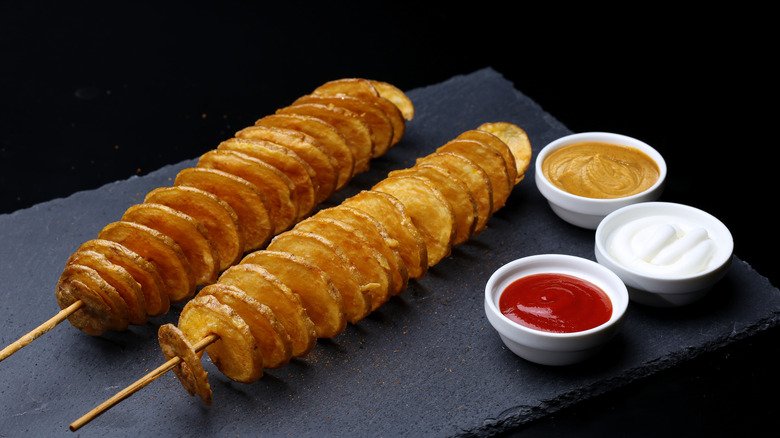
[[55, 78, 414, 336], [167, 123, 532, 402]]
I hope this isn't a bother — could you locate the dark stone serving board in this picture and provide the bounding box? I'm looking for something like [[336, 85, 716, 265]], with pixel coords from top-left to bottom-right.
[[1, 68, 778, 437]]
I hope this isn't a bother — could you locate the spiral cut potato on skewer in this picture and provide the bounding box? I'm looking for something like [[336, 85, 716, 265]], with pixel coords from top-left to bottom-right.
[[53, 78, 415, 337], [163, 122, 533, 403]]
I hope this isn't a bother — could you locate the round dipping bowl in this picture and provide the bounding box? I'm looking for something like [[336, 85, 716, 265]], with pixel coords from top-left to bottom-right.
[[595, 202, 734, 307], [485, 254, 629, 366], [535, 132, 667, 229]]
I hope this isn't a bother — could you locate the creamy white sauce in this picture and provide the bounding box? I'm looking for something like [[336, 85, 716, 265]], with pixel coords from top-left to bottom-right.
[[607, 215, 719, 277]]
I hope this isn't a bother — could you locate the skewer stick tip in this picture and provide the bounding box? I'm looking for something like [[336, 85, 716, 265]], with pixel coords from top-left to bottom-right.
[[69, 333, 218, 432], [0, 300, 83, 363]]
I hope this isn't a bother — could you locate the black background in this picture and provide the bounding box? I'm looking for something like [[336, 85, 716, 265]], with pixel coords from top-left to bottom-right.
[[1, 2, 775, 436]]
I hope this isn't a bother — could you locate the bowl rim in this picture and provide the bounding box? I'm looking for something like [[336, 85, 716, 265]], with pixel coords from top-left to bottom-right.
[[535, 131, 668, 205], [594, 201, 735, 282], [485, 254, 629, 339]]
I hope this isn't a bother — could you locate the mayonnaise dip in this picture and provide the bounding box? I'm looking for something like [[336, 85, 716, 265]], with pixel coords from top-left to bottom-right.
[[607, 214, 722, 277]]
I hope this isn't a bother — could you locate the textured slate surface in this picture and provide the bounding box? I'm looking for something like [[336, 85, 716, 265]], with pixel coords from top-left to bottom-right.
[[1, 68, 778, 437]]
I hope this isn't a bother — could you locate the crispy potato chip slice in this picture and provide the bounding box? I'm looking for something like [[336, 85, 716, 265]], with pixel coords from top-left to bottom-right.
[[240, 250, 346, 338], [436, 139, 512, 213], [371, 97, 405, 147], [66, 250, 147, 325], [56, 264, 128, 334], [158, 323, 212, 405], [235, 125, 338, 204], [256, 113, 354, 190], [144, 186, 243, 272], [218, 263, 317, 358], [179, 294, 263, 383], [457, 129, 518, 187], [218, 137, 318, 220], [197, 149, 298, 234], [122, 203, 220, 286], [313, 205, 408, 295], [200, 283, 292, 370], [295, 217, 393, 311], [311, 78, 407, 147], [372, 176, 456, 267], [370, 80, 414, 121], [293, 94, 394, 158], [267, 230, 372, 325], [275, 103, 374, 175], [390, 165, 478, 246], [99, 221, 195, 302], [311, 78, 379, 100], [77, 239, 170, 317], [343, 190, 428, 279], [416, 152, 493, 234], [476, 122, 533, 183], [175, 167, 274, 252]]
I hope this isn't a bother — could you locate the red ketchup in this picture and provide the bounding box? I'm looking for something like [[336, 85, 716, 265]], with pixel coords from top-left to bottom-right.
[[499, 273, 612, 333]]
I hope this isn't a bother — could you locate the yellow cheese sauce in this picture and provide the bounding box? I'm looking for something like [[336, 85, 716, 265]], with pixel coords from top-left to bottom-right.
[[542, 142, 660, 199]]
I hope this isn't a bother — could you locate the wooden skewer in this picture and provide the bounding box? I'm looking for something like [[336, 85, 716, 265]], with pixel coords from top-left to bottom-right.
[[0, 300, 84, 363], [69, 333, 219, 432]]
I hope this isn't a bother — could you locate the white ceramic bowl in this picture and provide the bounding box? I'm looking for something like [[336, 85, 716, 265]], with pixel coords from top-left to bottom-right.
[[484, 254, 629, 366], [595, 202, 734, 307], [535, 132, 667, 229]]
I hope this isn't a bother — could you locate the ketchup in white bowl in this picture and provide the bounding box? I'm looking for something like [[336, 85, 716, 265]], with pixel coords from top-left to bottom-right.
[[485, 254, 628, 366], [499, 273, 612, 333]]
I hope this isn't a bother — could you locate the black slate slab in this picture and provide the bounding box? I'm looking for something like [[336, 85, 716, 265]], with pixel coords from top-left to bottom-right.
[[1, 68, 778, 437]]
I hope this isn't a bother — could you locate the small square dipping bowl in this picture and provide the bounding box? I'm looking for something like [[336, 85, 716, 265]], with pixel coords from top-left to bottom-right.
[[484, 254, 629, 366]]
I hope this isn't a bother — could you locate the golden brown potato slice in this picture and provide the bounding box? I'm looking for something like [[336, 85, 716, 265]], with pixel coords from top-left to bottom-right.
[[267, 230, 372, 325], [311, 78, 379, 100], [476, 122, 533, 183], [56, 263, 129, 334], [240, 250, 347, 338], [371, 97, 405, 147], [175, 167, 274, 252], [218, 263, 317, 358], [179, 294, 263, 383], [294, 217, 393, 311], [390, 164, 478, 246], [342, 190, 428, 279], [370, 79, 415, 122], [255, 113, 354, 189], [158, 323, 212, 405], [66, 250, 147, 325], [144, 186, 244, 272], [416, 152, 493, 234], [275, 103, 374, 175], [436, 139, 512, 213], [293, 94, 394, 158], [197, 149, 298, 234], [122, 203, 220, 287], [98, 221, 195, 302], [313, 205, 408, 296], [55, 275, 115, 336], [457, 129, 518, 187], [218, 137, 318, 220], [200, 283, 292, 370], [311, 78, 407, 147], [372, 175, 456, 267], [77, 238, 170, 317], [235, 125, 338, 204]]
